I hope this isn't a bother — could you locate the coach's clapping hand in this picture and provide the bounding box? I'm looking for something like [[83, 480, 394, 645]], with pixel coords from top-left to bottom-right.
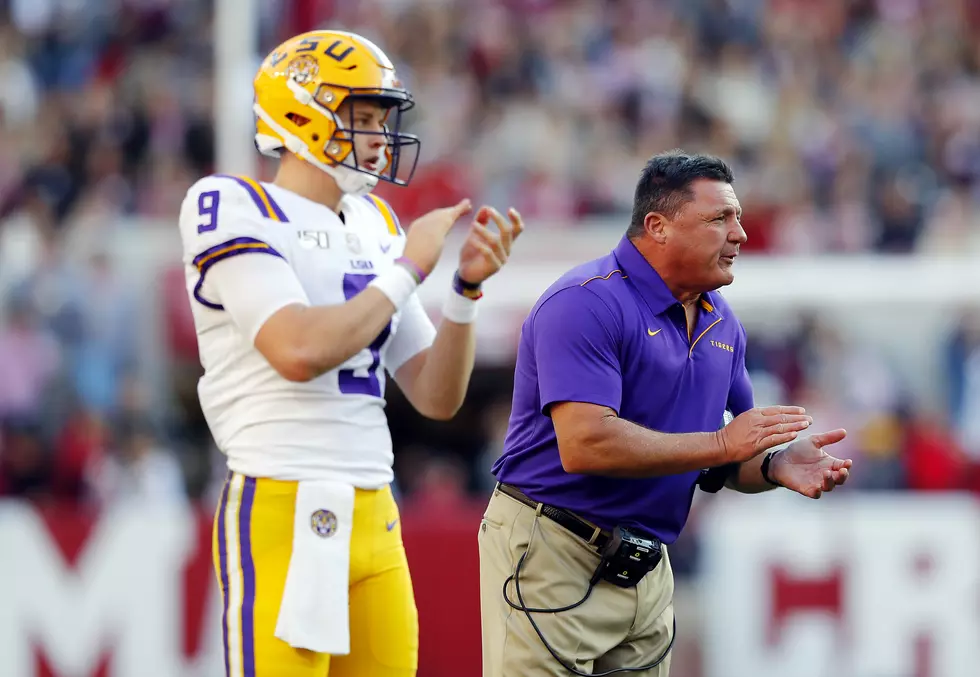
[[716, 406, 814, 464], [768, 428, 851, 499]]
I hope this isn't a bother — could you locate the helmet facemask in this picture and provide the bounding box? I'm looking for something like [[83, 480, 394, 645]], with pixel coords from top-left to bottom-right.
[[317, 87, 421, 193]]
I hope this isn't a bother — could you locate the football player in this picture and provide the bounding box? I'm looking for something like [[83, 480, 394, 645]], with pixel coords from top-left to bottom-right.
[[177, 29, 523, 677]]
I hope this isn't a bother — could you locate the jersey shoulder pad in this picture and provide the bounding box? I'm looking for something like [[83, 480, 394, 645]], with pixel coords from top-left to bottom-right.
[[359, 193, 404, 239], [178, 174, 290, 266], [179, 174, 290, 232]]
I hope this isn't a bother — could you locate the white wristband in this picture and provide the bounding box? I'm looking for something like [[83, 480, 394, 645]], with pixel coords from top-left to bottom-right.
[[369, 265, 418, 309], [442, 290, 479, 324]]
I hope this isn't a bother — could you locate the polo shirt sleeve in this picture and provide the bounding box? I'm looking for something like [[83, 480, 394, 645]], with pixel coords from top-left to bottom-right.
[[532, 286, 623, 416], [726, 321, 754, 416]]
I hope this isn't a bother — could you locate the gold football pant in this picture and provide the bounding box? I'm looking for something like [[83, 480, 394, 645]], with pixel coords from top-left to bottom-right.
[[212, 472, 418, 677]]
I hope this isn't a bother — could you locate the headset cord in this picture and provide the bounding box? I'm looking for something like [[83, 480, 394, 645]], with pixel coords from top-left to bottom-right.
[[502, 517, 676, 676]]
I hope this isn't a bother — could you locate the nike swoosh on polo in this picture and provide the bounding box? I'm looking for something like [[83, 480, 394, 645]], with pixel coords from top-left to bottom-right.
[[647, 328, 662, 337], [380, 242, 392, 253], [386, 519, 399, 531]]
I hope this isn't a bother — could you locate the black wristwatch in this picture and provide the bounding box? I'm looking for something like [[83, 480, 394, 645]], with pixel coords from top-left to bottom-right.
[[761, 449, 783, 487]]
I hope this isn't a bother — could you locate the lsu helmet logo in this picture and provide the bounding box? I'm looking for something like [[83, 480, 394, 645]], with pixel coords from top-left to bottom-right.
[[286, 55, 319, 85], [310, 509, 338, 538]]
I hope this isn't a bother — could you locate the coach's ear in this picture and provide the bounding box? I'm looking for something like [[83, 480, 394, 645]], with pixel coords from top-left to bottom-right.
[[643, 212, 668, 244]]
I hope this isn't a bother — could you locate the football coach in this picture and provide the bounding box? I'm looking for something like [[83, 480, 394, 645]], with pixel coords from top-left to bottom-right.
[[478, 151, 852, 677]]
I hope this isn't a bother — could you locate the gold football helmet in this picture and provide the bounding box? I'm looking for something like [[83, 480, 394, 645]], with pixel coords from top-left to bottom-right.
[[253, 30, 420, 196]]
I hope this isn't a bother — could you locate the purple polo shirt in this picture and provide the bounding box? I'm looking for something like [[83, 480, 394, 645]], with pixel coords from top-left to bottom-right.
[[492, 236, 755, 544]]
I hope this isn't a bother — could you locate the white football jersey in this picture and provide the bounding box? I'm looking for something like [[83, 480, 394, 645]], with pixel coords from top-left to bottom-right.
[[177, 174, 436, 487]]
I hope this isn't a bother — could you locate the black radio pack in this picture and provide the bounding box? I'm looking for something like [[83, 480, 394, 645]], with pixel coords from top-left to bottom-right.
[[590, 526, 663, 588]]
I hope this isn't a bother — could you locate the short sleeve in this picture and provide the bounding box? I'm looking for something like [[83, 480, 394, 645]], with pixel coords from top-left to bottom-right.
[[727, 321, 754, 416], [207, 254, 311, 343], [178, 175, 292, 311], [384, 293, 437, 374], [533, 286, 623, 415]]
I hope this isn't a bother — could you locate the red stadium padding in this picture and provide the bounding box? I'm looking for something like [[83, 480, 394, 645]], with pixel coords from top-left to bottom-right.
[[402, 500, 487, 677], [17, 499, 489, 677]]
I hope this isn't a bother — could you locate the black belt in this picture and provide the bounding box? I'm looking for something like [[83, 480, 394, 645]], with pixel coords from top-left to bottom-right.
[[496, 483, 612, 549]]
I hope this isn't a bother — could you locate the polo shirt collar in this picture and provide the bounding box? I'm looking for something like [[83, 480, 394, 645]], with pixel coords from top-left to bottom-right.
[[612, 236, 720, 316]]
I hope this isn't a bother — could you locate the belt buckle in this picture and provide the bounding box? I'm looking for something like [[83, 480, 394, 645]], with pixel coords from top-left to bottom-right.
[[585, 523, 605, 546]]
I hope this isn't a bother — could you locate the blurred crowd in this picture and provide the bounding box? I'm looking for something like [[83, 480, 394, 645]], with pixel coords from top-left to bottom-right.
[[5, 0, 980, 250], [1, 0, 980, 573]]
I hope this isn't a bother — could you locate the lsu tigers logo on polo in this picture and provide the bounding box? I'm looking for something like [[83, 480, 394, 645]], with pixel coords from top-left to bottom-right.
[[310, 509, 338, 537], [710, 340, 735, 353]]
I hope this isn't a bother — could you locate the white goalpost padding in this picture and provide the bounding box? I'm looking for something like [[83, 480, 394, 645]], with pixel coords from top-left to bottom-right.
[[213, 0, 260, 177]]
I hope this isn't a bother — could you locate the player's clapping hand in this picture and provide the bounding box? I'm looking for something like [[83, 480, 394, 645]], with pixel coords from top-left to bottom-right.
[[717, 406, 815, 464], [457, 206, 525, 285], [769, 429, 851, 499], [403, 199, 474, 276]]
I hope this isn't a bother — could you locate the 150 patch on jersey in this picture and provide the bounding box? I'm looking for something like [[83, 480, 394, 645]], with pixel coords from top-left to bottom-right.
[[297, 231, 330, 250]]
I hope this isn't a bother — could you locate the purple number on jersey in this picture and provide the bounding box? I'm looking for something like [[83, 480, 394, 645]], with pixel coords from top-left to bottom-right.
[[197, 190, 220, 233], [338, 273, 392, 397]]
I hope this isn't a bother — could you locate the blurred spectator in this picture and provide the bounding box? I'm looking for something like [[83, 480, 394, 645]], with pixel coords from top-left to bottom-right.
[[948, 311, 980, 461], [918, 178, 980, 255], [0, 25, 39, 130], [53, 408, 108, 501], [901, 408, 970, 493], [0, 292, 61, 420], [73, 250, 138, 415], [87, 414, 186, 507], [0, 417, 50, 499], [404, 455, 470, 514], [8, 227, 86, 353], [474, 397, 513, 494]]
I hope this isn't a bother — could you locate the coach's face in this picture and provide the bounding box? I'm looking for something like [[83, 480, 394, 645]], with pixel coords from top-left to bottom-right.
[[660, 179, 746, 291]]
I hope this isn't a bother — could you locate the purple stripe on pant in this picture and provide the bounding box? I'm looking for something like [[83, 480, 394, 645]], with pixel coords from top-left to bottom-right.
[[239, 476, 258, 677], [217, 478, 232, 677]]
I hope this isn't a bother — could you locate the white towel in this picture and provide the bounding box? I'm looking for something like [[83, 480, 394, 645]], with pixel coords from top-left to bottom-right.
[[274, 480, 355, 654]]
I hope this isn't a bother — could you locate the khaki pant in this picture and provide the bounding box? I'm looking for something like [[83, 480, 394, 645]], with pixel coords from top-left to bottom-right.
[[478, 487, 675, 676]]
